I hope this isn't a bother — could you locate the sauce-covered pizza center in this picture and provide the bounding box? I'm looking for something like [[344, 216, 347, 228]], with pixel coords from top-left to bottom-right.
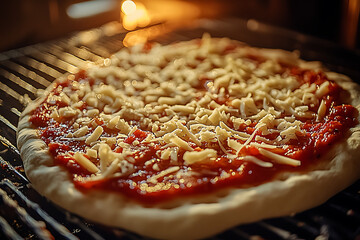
[[29, 35, 357, 203]]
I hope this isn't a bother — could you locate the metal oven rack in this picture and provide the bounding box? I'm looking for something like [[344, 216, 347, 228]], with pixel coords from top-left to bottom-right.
[[0, 18, 359, 239]]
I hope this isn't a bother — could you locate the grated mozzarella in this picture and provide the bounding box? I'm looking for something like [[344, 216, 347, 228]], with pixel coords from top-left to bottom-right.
[[258, 148, 301, 167], [73, 152, 99, 173], [147, 166, 180, 184], [316, 99, 327, 122], [183, 149, 217, 165], [53, 35, 334, 180], [239, 155, 273, 168], [85, 126, 103, 145]]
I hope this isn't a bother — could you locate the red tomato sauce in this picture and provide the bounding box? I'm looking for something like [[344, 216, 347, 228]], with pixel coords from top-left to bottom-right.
[[30, 66, 358, 204]]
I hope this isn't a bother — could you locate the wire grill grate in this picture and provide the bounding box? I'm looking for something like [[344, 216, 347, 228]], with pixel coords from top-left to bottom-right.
[[0, 19, 359, 240]]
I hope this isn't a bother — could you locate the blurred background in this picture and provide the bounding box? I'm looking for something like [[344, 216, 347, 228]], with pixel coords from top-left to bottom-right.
[[0, 0, 359, 52]]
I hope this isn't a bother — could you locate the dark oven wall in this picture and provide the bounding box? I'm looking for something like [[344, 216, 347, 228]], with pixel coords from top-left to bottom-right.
[[0, 0, 359, 52], [0, 17, 360, 240]]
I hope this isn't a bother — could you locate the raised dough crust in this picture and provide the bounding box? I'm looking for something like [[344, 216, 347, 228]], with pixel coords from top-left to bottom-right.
[[17, 41, 360, 239]]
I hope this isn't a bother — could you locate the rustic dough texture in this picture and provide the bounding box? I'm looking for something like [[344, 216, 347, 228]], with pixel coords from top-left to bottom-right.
[[17, 39, 360, 239]]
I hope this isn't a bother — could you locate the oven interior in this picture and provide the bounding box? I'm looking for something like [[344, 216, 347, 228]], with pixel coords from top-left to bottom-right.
[[0, 1, 360, 239]]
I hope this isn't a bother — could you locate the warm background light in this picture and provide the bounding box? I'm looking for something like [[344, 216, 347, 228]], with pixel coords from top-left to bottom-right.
[[121, 0, 150, 30], [121, 0, 201, 45], [121, 0, 136, 15], [0, 1, 359, 52]]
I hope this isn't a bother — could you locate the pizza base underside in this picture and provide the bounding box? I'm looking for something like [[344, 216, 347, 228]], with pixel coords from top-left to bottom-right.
[[17, 47, 360, 239]]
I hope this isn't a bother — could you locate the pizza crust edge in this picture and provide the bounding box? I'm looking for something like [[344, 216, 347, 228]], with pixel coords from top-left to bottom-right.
[[17, 50, 360, 240]]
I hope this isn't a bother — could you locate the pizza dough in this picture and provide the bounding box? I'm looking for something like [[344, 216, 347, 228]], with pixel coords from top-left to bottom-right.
[[17, 35, 360, 239]]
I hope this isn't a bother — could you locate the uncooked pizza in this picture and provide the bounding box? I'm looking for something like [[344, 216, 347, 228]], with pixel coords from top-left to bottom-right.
[[17, 34, 360, 239]]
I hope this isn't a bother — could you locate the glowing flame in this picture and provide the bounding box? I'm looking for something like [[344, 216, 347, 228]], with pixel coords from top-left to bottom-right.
[[121, 0, 201, 47], [121, 0, 150, 30], [121, 0, 136, 15]]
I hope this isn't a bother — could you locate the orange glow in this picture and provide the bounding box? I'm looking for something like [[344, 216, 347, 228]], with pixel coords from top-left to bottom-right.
[[121, 0, 150, 30], [342, 0, 360, 48], [121, 0, 136, 15], [121, 0, 201, 46]]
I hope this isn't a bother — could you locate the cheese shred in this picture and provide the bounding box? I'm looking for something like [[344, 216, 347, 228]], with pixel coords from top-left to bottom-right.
[[73, 152, 99, 173], [258, 148, 301, 167], [48, 35, 330, 182]]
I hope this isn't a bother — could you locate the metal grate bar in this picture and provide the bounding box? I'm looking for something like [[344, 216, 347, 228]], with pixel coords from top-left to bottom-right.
[[0, 187, 54, 240], [15, 56, 63, 79], [265, 217, 320, 239], [0, 83, 23, 104], [40, 46, 88, 69], [47, 43, 90, 62], [0, 135, 20, 156], [0, 105, 22, 127], [0, 157, 27, 184], [0, 179, 114, 240], [327, 202, 360, 222], [61, 45, 105, 63], [258, 221, 300, 239], [0, 216, 23, 240], [81, 43, 113, 59], [0, 115, 17, 132], [0, 60, 51, 88], [91, 39, 124, 55], [30, 51, 78, 74], [62, 214, 105, 240], [315, 205, 359, 237], [10, 108, 21, 117], [235, 222, 291, 239], [282, 217, 320, 237], [0, 69, 38, 97]]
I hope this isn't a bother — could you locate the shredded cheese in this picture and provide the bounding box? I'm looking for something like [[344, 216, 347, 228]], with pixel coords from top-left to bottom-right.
[[236, 123, 265, 154], [183, 149, 217, 165], [85, 126, 103, 145], [49, 35, 332, 182], [239, 156, 273, 168], [316, 99, 327, 122], [169, 135, 193, 151], [73, 152, 99, 173], [258, 148, 301, 167], [147, 166, 180, 184]]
